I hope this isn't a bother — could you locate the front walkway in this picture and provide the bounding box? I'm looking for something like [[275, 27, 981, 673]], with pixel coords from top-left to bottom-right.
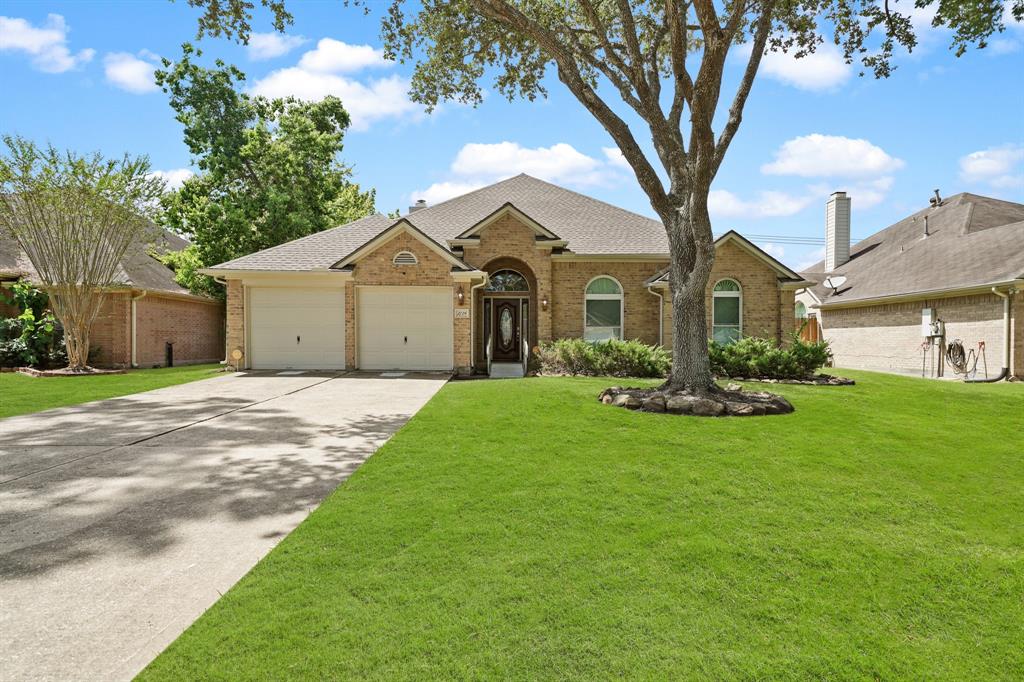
[[0, 371, 447, 681]]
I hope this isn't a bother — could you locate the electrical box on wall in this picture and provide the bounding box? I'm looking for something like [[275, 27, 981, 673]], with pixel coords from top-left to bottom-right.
[[921, 308, 934, 337]]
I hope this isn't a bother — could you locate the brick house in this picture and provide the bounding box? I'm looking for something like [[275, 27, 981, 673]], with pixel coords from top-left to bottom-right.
[[205, 174, 807, 376], [797, 191, 1023, 380], [1, 228, 225, 368]]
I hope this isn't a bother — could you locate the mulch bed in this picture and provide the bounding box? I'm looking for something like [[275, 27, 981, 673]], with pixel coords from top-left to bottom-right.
[[16, 367, 126, 377], [721, 374, 855, 386]]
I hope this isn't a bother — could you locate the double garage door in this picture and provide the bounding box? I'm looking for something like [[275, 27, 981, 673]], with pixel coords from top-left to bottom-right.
[[248, 285, 452, 371]]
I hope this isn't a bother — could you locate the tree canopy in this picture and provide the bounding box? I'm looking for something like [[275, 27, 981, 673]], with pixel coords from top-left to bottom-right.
[[155, 44, 376, 298]]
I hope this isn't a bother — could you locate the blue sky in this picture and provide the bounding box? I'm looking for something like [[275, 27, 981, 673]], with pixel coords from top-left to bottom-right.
[[2, 1, 1022, 270]]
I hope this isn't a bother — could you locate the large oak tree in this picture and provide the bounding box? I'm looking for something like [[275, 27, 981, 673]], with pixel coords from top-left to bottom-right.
[[181, 0, 1020, 393]]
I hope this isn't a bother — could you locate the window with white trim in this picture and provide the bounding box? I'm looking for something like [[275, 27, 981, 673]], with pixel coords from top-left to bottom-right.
[[584, 276, 623, 341], [712, 278, 742, 344], [393, 251, 418, 266]]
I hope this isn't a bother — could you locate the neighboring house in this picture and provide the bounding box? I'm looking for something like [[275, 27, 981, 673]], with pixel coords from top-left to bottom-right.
[[204, 174, 809, 374], [797, 191, 1024, 379], [1, 228, 225, 368]]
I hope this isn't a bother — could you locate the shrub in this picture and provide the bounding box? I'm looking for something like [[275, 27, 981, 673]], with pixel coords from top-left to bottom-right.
[[709, 335, 831, 379], [537, 338, 671, 378], [0, 282, 67, 369]]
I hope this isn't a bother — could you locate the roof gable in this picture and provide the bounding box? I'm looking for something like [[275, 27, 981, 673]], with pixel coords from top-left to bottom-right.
[[333, 218, 473, 271], [645, 230, 808, 286], [453, 202, 562, 241]]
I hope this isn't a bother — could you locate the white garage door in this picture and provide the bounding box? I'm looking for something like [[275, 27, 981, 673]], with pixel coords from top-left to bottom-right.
[[358, 286, 453, 370], [249, 287, 345, 369]]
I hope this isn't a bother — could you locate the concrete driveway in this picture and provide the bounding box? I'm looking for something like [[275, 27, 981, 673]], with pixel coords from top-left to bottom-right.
[[0, 371, 447, 681]]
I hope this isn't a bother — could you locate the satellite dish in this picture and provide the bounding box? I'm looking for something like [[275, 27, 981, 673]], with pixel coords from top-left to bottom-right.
[[823, 275, 847, 295]]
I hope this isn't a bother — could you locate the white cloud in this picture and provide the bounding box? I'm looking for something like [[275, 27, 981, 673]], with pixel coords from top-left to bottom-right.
[[149, 168, 194, 191], [298, 38, 386, 72], [104, 51, 159, 93], [410, 181, 487, 205], [602, 146, 631, 171], [760, 242, 786, 259], [250, 69, 416, 131], [451, 142, 611, 186], [959, 144, 1024, 190], [411, 141, 633, 206], [794, 247, 826, 272], [248, 39, 414, 131], [739, 42, 851, 91], [709, 189, 813, 219], [762, 134, 904, 178], [0, 13, 94, 73], [246, 32, 307, 60]]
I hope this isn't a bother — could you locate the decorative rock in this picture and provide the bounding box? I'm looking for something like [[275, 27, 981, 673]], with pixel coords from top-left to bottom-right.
[[666, 394, 697, 414], [726, 382, 742, 392], [691, 398, 725, 417], [642, 394, 666, 412], [725, 401, 754, 416], [601, 394, 614, 404], [612, 393, 642, 409]]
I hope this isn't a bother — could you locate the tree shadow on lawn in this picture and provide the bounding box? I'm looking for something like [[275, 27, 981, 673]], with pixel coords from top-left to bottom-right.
[[0, 391, 411, 580]]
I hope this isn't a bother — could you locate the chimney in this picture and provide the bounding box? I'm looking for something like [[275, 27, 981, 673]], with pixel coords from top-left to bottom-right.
[[409, 199, 427, 213], [825, 191, 851, 272]]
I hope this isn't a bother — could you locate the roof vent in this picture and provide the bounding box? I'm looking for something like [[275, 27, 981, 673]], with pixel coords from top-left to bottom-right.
[[409, 199, 428, 213], [929, 189, 942, 207], [393, 251, 418, 266]]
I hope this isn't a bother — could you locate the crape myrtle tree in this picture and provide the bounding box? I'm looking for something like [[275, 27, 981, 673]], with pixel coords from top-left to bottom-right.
[[181, 0, 1020, 395], [0, 136, 164, 370], [155, 44, 376, 299]]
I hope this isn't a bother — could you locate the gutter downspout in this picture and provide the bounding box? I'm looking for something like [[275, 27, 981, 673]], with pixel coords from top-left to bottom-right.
[[469, 274, 490, 373], [647, 286, 664, 347], [966, 286, 1012, 383], [130, 290, 147, 368]]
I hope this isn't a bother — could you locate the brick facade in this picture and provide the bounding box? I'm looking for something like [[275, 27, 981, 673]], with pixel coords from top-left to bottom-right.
[[818, 290, 1022, 378], [226, 279, 246, 367], [662, 240, 796, 350], [347, 230, 471, 372], [134, 294, 224, 367], [220, 216, 796, 374], [88, 293, 131, 367]]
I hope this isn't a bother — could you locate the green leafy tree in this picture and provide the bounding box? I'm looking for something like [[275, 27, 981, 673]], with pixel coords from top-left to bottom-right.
[[0, 136, 163, 370], [181, 0, 1020, 394], [155, 44, 376, 298]]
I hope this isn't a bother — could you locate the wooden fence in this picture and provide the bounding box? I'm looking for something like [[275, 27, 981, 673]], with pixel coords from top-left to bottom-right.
[[796, 314, 822, 343]]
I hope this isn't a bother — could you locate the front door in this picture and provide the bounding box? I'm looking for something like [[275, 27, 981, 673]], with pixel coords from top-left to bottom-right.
[[492, 299, 521, 362]]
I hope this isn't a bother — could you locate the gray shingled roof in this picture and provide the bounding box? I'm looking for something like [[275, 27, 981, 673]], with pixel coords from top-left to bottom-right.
[[802, 192, 1024, 306], [208, 174, 669, 271], [1, 225, 203, 298]]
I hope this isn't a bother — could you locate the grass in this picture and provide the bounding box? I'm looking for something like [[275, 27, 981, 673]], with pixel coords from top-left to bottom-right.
[[0, 363, 223, 418], [139, 370, 1023, 680]]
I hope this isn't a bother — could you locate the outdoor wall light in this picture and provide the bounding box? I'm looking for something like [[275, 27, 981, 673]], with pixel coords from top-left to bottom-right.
[[457, 287, 465, 304], [541, 297, 549, 310]]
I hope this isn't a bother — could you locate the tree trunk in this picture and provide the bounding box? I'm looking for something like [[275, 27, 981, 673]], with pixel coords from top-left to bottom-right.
[[661, 192, 716, 394], [49, 286, 103, 370]]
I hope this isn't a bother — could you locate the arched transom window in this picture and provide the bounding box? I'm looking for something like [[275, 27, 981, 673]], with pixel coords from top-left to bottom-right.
[[485, 269, 529, 292], [712, 278, 742, 344], [795, 301, 807, 318], [584, 276, 623, 341]]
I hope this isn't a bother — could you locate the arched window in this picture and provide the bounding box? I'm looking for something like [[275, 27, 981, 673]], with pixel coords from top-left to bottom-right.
[[393, 251, 418, 266], [712, 279, 742, 344], [584, 276, 623, 341], [485, 269, 529, 292], [795, 301, 807, 318]]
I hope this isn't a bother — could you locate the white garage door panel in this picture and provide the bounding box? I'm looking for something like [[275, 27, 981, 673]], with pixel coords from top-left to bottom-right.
[[358, 287, 453, 370], [250, 287, 345, 369]]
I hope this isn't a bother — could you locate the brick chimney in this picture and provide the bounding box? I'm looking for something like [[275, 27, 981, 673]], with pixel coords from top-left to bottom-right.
[[825, 191, 851, 272]]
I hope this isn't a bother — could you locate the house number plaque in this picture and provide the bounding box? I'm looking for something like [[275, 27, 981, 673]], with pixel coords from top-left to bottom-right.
[[454, 308, 470, 319]]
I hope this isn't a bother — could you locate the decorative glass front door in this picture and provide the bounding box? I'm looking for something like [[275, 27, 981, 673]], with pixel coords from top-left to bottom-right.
[[492, 299, 521, 361]]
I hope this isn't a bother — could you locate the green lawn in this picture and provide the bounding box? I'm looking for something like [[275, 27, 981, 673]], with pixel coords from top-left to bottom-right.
[[140, 371, 1023, 680], [0, 363, 222, 418]]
